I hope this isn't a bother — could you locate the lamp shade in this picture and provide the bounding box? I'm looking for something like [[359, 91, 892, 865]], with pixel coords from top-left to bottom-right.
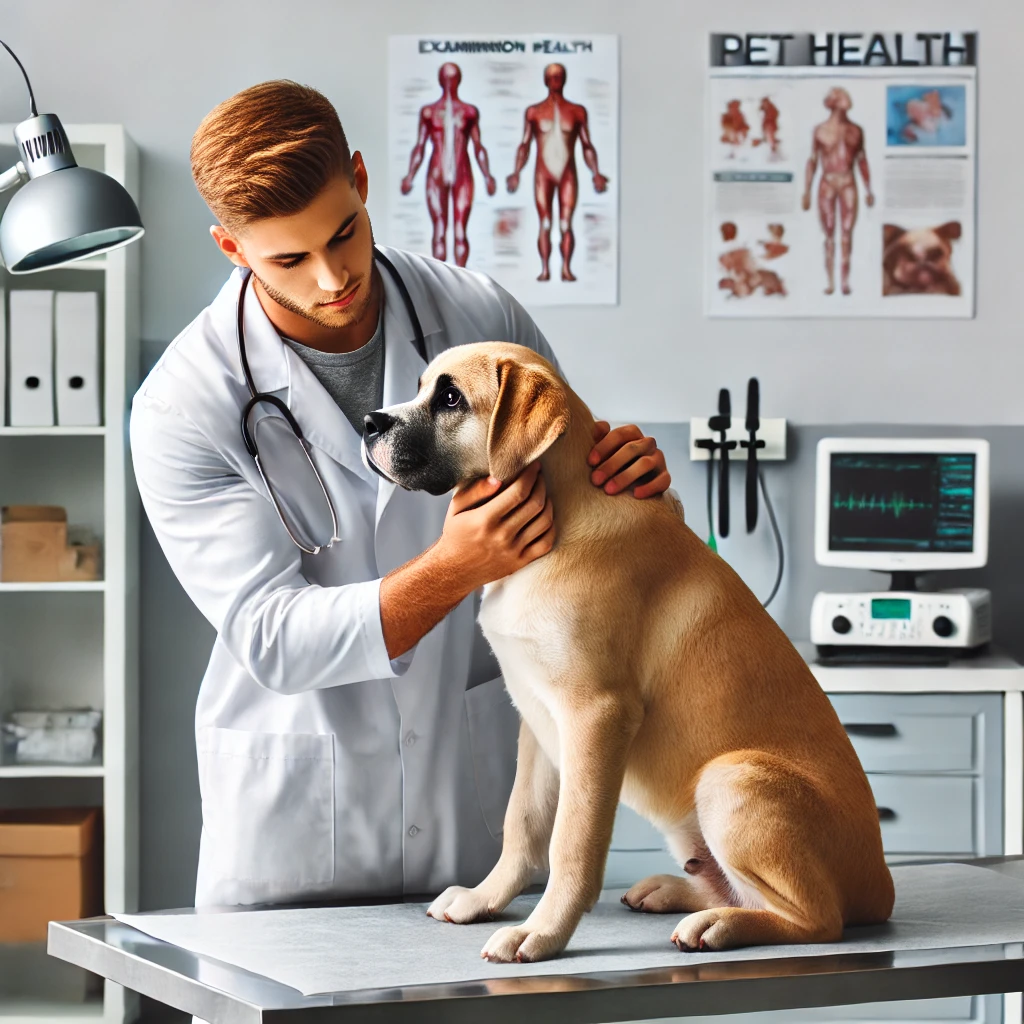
[[0, 164, 144, 273]]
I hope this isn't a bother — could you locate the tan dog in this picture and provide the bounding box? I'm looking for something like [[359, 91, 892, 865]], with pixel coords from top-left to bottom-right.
[[362, 343, 893, 963]]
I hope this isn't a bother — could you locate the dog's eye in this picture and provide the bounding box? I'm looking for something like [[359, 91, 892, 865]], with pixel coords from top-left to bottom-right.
[[440, 386, 463, 409]]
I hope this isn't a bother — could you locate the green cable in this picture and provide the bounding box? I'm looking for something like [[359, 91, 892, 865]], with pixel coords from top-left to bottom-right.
[[706, 455, 717, 552]]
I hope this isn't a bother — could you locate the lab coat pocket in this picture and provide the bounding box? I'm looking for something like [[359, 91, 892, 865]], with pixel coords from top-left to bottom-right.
[[465, 676, 519, 840], [197, 727, 335, 887]]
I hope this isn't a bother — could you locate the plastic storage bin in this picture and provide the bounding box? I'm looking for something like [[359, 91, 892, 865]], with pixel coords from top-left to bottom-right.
[[1, 709, 102, 765]]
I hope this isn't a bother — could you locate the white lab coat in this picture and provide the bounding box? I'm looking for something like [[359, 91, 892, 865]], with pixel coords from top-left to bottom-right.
[[130, 246, 559, 907]]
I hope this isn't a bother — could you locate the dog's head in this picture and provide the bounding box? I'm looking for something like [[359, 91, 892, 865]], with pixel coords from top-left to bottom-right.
[[883, 222, 961, 296], [361, 342, 570, 494]]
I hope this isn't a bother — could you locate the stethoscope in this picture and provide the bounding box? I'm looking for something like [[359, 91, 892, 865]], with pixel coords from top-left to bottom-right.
[[236, 246, 426, 554]]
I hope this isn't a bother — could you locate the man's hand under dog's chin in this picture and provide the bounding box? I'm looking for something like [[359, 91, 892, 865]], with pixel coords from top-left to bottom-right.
[[588, 422, 671, 499]]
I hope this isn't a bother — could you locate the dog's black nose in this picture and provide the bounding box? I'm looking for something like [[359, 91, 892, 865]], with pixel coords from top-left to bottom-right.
[[363, 410, 395, 440]]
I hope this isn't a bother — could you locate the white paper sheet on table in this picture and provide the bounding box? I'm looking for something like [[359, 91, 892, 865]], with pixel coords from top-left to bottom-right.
[[115, 863, 1024, 997]]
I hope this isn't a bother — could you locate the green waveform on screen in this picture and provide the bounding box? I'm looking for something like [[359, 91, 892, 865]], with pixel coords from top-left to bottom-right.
[[832, 492, 933, 518]]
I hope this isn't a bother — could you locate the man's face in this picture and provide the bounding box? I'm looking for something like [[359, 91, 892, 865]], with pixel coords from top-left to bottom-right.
[[229, 163, 377, 332]]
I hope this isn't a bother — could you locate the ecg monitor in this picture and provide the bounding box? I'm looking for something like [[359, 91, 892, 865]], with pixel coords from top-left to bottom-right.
[[814, 438, 989, 572]]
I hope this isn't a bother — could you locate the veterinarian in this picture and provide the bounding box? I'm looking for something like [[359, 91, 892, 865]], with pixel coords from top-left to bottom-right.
[[130, 80, 672, 909]]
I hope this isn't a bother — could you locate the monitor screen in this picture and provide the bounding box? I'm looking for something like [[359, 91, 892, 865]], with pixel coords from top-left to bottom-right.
[[828, 452, 976, 554]]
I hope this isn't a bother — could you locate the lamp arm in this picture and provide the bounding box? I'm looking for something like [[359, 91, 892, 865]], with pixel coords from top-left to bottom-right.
[[0, 162, 27, 193], [0, 38, 37, 194], [0, 39, 38, 117]]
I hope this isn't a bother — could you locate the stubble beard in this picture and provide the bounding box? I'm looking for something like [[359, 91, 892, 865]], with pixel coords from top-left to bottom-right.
[[254, 269, 379, 332]]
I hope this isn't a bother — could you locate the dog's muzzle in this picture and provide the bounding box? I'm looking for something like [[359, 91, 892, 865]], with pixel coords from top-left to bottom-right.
[[363, 410, 395, 441]]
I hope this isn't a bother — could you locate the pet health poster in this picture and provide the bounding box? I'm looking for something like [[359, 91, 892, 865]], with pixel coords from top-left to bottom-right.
[[706, 32, 977, 318], [388, 35, 619, 307]]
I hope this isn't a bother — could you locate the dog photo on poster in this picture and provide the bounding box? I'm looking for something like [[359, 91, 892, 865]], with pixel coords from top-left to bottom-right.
[[706, 32, 977, 318], [388, 35, 620, 307]]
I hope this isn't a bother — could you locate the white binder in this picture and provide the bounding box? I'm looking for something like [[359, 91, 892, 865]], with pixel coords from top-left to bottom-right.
[[0, 288, 6, 425], [9, 289, 54, 427], [55, 291, 101, 426]]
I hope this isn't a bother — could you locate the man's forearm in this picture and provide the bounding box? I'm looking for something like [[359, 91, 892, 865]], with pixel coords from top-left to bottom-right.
[[379, 544, 475, 661]]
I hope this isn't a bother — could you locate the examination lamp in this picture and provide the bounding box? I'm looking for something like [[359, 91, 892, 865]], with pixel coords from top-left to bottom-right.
[[0, 40, 144, 273]]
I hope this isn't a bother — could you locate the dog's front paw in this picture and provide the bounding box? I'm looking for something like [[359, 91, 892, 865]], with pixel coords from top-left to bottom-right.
[[481, 924, 566, 963], [427, 886, 495, 924]]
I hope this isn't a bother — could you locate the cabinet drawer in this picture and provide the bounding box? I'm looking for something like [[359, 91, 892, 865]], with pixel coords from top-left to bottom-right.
[[828, 695, 975, 773], [869, 774, 975, 854]]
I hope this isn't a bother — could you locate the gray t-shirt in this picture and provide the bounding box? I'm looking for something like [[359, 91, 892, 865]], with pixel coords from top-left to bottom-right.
[[283, 314, 385, 436]]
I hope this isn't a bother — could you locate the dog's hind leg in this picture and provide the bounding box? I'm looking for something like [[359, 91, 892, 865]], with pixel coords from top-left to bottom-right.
[[622, 821, 737, 913], [670, 751, 846, 952], [621, 869, 730, 914]]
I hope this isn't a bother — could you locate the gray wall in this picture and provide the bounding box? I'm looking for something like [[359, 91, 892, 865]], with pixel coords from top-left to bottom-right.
[[1, 1, 1023, 424], [1, 1, 1021, 911]]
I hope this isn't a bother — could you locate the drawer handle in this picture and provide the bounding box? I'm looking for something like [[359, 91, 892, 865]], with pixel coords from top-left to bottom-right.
[[877, 806, 897, 822], [844, 723, 898, 738]]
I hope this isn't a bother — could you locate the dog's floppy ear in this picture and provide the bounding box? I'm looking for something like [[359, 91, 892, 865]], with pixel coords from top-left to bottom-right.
[[935, 221, 962, 242], [487, 358, 569, 483], [883, 224, 905, 249]]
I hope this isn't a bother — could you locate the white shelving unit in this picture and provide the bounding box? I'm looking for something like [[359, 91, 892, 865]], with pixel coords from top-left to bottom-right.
[[0, 125, 140, 1024], [0, 583, 107, 592], [0, 428, 107, 437]]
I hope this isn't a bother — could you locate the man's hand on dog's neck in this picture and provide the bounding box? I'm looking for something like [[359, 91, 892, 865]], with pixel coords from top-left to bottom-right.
[[380, 420, 674, 660], [379, 462, 554, 659]]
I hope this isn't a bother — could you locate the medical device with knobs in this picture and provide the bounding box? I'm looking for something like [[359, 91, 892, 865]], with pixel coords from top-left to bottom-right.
[[811, 589, 992, 649], [811, 437, 992, 658]]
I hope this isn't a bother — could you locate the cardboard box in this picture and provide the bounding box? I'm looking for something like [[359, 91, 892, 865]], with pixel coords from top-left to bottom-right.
[[0, 506, 101, 582], [0, 808, 102, 942]]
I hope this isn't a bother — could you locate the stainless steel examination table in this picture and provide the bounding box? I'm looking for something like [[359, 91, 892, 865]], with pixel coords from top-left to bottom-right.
[[47, 857, 1024, 1024]]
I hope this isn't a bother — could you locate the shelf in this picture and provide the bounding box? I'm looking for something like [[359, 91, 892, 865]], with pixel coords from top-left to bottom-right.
[[0, 765, 104, 779], [0, 1005, 104, 1024], [62, 257, 107, 272], [0, 583, 105, 593], [0, 427, 105, 437], [0, 257, 109, 276], [0, 581, 105, 593]]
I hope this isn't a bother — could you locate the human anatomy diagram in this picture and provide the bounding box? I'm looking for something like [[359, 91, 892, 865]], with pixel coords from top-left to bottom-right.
[[801, 87, 874, 296], [507, 63, 609, 282], [401, 62, 497, 267]]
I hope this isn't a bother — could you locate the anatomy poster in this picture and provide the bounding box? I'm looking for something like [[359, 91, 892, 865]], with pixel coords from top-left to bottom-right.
[[388, 35, 619, 306], [706, 32, 977, 318]]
